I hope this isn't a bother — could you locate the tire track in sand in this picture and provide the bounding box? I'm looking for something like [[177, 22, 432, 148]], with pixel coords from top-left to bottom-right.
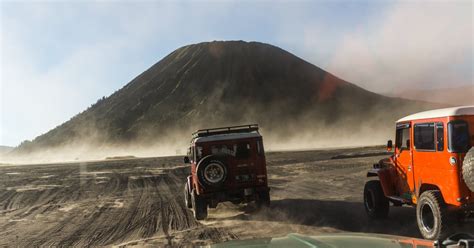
[[0, 163, 237, 247]]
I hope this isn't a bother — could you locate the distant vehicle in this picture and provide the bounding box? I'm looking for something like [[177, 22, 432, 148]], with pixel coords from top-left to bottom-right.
[[183, 124, 270, 220], [208, 232, 474, 248], [364, 106, 474, 240]]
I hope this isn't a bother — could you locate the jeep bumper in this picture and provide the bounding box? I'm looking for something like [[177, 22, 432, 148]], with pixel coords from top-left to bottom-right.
[[202, 186, 270, 207]]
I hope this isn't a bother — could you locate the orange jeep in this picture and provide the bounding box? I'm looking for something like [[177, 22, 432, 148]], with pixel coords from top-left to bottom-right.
[[364, 106, 474, 240], [183, 124, 270, 220]]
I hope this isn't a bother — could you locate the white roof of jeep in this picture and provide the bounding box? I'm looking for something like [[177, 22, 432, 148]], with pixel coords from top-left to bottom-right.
[[193, 131, 261, 143], [397, 105, 474, 122]]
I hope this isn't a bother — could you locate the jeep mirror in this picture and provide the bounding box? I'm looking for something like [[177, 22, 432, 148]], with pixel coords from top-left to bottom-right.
[[184, 156, 190, 164], [387, 140, 393, 152]]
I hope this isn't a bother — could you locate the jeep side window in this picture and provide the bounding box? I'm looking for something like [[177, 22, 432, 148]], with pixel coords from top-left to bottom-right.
[[448, 120, 471, 153], [236, 143, 251, 159], [196, 146, 203, 161], [396, 127, 410, 150], [414, 123, 435, 151], [436, 122, 444, 151]]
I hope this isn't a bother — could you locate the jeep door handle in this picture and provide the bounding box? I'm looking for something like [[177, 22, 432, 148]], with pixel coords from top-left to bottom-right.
[[408, 165, 412, 171]]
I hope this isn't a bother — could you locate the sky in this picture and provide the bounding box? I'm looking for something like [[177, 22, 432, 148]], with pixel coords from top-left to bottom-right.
[[0, 0, 472, 147]]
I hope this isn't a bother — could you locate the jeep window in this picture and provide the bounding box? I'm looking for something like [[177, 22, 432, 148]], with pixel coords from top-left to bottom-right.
[[257, 140, 264, 156], [211, 145, 235, 156], [414, 123, 435, 151], [396, 127, 410, 150], [196, 146, 203, 161], [236, 143, 251, 159], [436, 122, 444, 151], [188, 146, 196, 162], [448, 120, 471, 153]]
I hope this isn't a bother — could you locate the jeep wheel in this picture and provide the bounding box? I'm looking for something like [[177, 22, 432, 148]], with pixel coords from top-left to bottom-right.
[[364, 180, 389, 219], [184, 183, 192, 209], [462, 147, 474, 192], [256, 190, 270, 208], [416, 190, 451, 240], [191, 189, 208, 220], [197, 155, 228, 188]]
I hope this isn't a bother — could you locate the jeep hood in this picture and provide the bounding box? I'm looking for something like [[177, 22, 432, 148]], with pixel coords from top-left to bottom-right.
[[207, 233, 433, 248]]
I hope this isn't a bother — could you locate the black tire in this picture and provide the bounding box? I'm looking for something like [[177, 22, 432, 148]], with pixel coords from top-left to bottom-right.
[[462, 148, 474, 192], [196, 155, 228, 188], [256, 190, 270, 209], [191, 190, 208, 220], [416, 190, 451, 240], [184, 183, 192, 209], [364, 180, 389, 219]]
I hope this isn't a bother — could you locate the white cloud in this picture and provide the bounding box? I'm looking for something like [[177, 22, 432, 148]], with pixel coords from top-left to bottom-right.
[[325, 1, 473, 93]]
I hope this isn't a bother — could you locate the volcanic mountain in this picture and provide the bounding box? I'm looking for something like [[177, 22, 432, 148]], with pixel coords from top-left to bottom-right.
[[15, 41, 437, 155]]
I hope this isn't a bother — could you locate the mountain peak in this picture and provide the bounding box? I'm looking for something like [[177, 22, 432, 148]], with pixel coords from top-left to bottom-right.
[[14, 41, 435, 155]]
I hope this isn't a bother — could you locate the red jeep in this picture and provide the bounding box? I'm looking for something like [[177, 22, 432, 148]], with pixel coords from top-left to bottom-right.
[[364, 106, 474, 240], [183, 124, 270, 220]]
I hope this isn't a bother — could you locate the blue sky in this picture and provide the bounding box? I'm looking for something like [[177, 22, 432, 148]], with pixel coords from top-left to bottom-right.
[[1, 0, 472, 147]]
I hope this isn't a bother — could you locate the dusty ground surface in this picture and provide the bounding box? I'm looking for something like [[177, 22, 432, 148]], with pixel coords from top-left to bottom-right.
[[1, 146, 472, 247]]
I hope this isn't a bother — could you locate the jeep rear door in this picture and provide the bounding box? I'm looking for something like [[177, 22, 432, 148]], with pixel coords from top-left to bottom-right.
[[232, 141, 258, 186]]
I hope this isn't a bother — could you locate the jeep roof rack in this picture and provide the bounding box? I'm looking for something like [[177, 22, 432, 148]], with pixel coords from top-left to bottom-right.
[[192, 124, 259, 138]]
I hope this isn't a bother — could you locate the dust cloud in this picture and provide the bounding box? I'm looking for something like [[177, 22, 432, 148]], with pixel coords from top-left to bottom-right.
[[2, 95, 438, 165], [1, 118, 395, 165]]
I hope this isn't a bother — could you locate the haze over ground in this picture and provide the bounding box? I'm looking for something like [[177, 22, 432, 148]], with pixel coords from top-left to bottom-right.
[[1, 1, 472, 153]]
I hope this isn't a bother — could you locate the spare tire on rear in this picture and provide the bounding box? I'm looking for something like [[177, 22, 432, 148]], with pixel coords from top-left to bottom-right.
[[196, 155, 228, 188], [462, 147, 474, 192]]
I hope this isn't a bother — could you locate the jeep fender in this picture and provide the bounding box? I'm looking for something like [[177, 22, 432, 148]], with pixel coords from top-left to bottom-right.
[[367, 159, 397, 197], [416, 183, 440, 199]]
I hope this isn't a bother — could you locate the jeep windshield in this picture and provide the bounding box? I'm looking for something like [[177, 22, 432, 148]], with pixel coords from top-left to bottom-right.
[[448, 120, 471, 153]]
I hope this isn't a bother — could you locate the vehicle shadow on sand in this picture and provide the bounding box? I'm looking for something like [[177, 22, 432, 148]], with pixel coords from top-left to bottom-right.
[[218, 198, 426, 238]]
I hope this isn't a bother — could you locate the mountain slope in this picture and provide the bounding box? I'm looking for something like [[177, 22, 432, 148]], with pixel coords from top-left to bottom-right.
[[15, 41, 438, 156], [0, 146, 13, 155]]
